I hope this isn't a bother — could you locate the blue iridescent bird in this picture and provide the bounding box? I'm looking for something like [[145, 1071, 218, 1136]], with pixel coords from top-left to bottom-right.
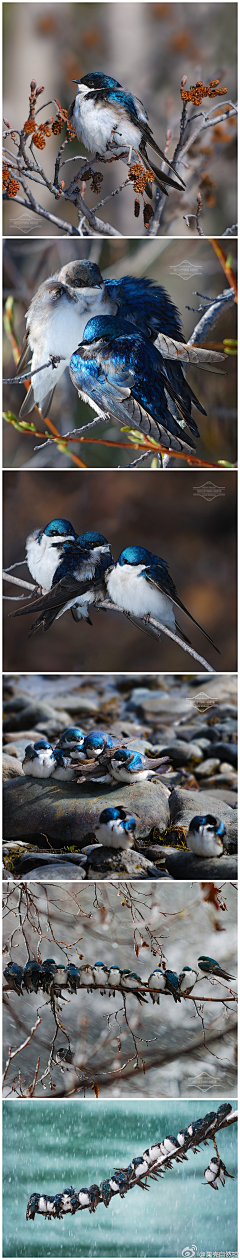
[[80, 731, 118, 759], [69, 315, 201, 455], [198, 956, 235, 981], [25, 518, 77, 590], [4, 962, 24, 996], [22, 740, 56, 778], [95, 805, 137, 849], [24, 960, 43, 993], [69, 71, 185, 194], [13, 531, 113, 635], [105, 545, 219, 653], [56, 727, 85, 751], [186, 815, 226, 858], [178, 965, 198, 995], [109, 748, 170, 783]]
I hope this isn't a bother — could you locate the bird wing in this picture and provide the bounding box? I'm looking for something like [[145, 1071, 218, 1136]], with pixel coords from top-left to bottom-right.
[[70, 356, 195, 454], [11, 573, 96, 635], [144, 565, 220, 653], [19, 384, 56, 420]]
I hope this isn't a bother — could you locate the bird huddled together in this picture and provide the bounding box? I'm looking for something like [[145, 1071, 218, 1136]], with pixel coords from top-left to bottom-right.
[[21, 724, 170, 805], [25, 1103, 233, 1219], [14, 257, 225, 458], [11, 518, 219, 657], [4, 955, 235, 1001]]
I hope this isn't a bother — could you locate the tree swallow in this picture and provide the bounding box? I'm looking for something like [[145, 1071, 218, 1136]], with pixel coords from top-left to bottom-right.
[[130, 1156, 149, 1178], [148, 968, 166, 1004], [198, 956, 235, 981], [92, 961, 109, 992], [105, 545, 219, 653], [55, 1047, 74, 1066], [142, 1144, 164, 1165], [178, 966, 198, 995], [186, 814, 226, 858], [25, 517, 77, 591], [204, 1156, 233, 1189], [108, 964, 122, 993], [109, 747, 170, 783], [80, 731, 117, 759], [51, 749, 78, 781], [165, 970, 181, 1002], [119, 969, 148, 1004], [41, 959, 60, 993], [4, 962, 24, 995], [69, 71, 185, 194], [17, 259, 116, 419], [69, 315, 200, 455], [66, 964, 80, 993], [94, 806, 137, 849], [22, 740, 56, 778], [56, 727, 85, 751], [79, 964, 94, 989], [24, 960, 43, 993], [78, 1188, 90, 1208], [13, 531, 113, 635]]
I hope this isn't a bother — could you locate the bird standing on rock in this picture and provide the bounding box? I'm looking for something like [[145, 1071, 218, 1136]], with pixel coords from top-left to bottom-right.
[[186, 815, 226, 858]]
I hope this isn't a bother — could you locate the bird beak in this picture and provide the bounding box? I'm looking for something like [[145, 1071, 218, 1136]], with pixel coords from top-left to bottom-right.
[[72, 79, 79, 84]]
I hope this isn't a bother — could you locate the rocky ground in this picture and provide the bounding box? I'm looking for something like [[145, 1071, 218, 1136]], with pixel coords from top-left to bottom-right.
[[3, 673, 237, 880]]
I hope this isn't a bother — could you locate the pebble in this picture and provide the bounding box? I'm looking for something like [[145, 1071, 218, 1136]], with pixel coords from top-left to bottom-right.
[[195, 759, 221, 777]]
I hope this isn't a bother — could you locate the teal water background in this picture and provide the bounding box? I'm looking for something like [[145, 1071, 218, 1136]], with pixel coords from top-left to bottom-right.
[[3, 1099, 237, 1258]]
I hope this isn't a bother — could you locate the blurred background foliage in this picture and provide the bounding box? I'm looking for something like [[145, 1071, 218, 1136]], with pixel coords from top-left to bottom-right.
[[3, 1, 237, 236], [3, 468, 237, 671], [3, 237, 237, 468]]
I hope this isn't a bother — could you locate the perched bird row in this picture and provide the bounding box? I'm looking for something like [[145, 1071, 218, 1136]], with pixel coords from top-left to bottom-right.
[[26, 1103, 233, 1219], [4, 956, 235, 1001], [11, 519, 219, 655], [13, 254, 224, 457]]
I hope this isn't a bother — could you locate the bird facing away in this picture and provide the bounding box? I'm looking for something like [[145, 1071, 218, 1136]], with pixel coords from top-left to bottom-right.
[[68, 71, 185, 194], [186, 814, 226, 858], [105, 545, 220, 653]]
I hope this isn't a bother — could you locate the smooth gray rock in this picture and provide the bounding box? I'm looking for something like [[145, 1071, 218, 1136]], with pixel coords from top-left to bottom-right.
[[156, 741, 203, 764], [169, 786, 237, 851], [195, 758, 221, 776], [3, 776, 170, 845], [2, 755, 24, 781], [152, 847, 237, 880], [19, 863, 86, 881]]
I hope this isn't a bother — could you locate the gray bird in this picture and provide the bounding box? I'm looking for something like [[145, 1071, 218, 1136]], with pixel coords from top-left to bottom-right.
[[17, 260, 116, 419]]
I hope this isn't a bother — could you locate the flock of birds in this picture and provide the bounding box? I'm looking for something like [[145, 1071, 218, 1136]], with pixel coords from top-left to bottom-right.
[[20, 724, 227, 858], [10, 518, 219, 657], [25, 1103, 234, 1220], [4, 954, 235, 1002]]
